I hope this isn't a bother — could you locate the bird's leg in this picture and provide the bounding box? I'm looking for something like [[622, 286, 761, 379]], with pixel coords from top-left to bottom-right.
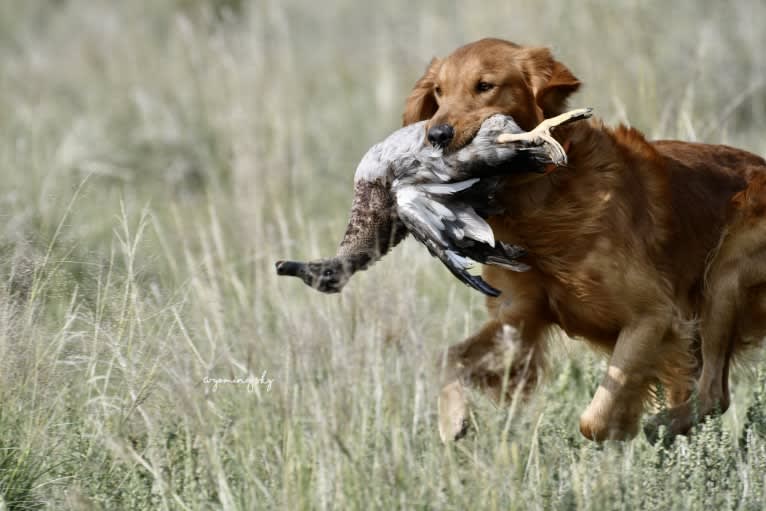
[[496, 108, 592, 166]]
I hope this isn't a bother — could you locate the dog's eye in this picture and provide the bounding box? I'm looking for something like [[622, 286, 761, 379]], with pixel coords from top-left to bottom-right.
[[476, 81, 494, 93], [434, 86, 442, 97]]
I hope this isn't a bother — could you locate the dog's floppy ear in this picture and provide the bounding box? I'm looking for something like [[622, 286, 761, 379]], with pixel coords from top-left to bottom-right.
[[522, 48, 581, 118], [402, 58, 441, 126]]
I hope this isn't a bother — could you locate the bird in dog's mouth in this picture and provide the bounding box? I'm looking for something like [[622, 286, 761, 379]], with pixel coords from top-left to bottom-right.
[[276, 108, 592, 296]]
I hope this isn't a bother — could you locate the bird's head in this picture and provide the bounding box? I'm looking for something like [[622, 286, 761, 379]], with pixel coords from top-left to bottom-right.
[[275, 255, 370, 293]]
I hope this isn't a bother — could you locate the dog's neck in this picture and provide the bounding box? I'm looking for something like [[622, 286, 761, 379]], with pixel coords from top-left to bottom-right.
[[489, 118, 660, 260], [504, 119, 624, 194]]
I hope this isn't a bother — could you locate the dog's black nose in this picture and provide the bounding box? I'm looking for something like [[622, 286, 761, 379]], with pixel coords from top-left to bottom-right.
[[427, 124, 454, 148]]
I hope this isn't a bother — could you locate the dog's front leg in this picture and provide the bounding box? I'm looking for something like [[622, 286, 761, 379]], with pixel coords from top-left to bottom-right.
[[437, 319, 508, 443], [438, 315, 548, 442], [437, 266, 550, 443], [579, 316, 670, 441]]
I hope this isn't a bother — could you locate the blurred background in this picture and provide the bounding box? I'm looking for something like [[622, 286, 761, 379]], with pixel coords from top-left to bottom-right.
[[1, 1, 766, 509]]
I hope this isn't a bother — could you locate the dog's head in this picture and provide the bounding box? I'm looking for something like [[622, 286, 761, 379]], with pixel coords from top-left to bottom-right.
[[403, 38, 581, 152]]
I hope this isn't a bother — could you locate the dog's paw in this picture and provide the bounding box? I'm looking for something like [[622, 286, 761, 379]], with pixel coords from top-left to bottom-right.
[[438, 380, 469, 443], [643, 415, 668, 446], [644, 409, 685, 447]]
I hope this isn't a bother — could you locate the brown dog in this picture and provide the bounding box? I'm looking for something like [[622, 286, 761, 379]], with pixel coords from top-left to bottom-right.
[[403, 38, 766, 442]]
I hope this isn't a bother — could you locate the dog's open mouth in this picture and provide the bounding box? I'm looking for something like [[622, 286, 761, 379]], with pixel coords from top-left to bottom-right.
[[443, 114, 515, 153], [443, 108, 592, 161], [450, 130, 480, 153]]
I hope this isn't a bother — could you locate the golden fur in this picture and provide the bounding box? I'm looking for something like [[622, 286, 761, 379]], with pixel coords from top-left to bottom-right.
[[403, 38, 766, 441]]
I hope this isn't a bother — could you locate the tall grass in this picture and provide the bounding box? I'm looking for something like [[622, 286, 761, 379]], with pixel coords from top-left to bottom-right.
[[1, 0, 766, 509]]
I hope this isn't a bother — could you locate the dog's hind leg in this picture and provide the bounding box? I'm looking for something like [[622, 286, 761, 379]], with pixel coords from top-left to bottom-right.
[[645, 214, 766, 441], [644, 276, 740, 441]]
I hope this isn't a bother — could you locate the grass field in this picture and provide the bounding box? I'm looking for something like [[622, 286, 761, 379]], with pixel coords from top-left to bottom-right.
[[2, 1, 766, 509]]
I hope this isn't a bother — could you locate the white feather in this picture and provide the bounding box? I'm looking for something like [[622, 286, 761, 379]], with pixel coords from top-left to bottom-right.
[[418, 178, 479, 195], [396, 186, 448, 245], [445, 250, 473, 270], [423, 197, 456, 221], [455, 209, 495, 247]]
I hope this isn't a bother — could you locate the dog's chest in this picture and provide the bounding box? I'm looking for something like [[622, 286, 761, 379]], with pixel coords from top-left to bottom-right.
[[541, 242, 633, 345], [545, 279, 622, 346]]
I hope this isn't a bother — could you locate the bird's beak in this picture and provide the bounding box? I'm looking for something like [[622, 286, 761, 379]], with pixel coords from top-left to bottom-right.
[[275, 260, 305, 277]]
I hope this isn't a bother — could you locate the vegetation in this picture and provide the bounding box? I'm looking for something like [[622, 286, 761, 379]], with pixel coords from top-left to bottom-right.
[[0, 0, 765, 509]]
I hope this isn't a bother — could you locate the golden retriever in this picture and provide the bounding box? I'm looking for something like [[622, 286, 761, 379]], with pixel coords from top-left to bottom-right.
[[402, 38, 766, 442]]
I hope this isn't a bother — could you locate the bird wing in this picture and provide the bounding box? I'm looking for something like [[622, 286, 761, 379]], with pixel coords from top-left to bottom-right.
[[417, 179, 496, 246], [394, 179, 529, 296]]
